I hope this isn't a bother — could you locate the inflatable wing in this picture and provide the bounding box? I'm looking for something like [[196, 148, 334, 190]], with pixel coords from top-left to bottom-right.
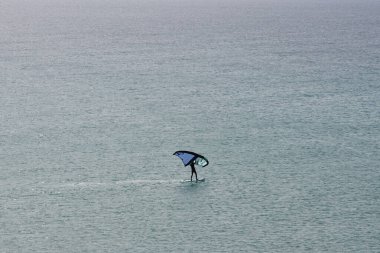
[[173, 151, 209, 167]]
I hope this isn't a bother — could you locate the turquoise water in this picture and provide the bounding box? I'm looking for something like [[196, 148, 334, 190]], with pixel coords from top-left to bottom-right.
[[1, 0, 379, 252]]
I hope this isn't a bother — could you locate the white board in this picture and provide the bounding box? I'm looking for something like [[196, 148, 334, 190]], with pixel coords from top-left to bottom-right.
[[181, 178, 205, 183]]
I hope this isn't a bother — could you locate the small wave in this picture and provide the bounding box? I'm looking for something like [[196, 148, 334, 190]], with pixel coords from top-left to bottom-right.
[[115, 179, 177, 185], [57, 179, 178, 189]]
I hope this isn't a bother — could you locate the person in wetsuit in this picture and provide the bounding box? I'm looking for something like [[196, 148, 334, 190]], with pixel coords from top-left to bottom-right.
[[190, 161, 198, 181]]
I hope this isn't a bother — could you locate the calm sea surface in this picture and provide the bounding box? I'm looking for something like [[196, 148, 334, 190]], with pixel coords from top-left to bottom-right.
[[1, 0, 379, 252]]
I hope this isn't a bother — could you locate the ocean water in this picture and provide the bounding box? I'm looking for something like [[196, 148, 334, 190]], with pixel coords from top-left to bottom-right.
[[1, 0, 379, 252]]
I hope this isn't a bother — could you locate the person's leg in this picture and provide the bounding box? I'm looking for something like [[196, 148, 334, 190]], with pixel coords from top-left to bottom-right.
[[194, 170, 198, 181]]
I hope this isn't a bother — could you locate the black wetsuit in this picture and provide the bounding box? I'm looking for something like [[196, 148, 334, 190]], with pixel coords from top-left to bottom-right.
[[190, 162, 198, 181]]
